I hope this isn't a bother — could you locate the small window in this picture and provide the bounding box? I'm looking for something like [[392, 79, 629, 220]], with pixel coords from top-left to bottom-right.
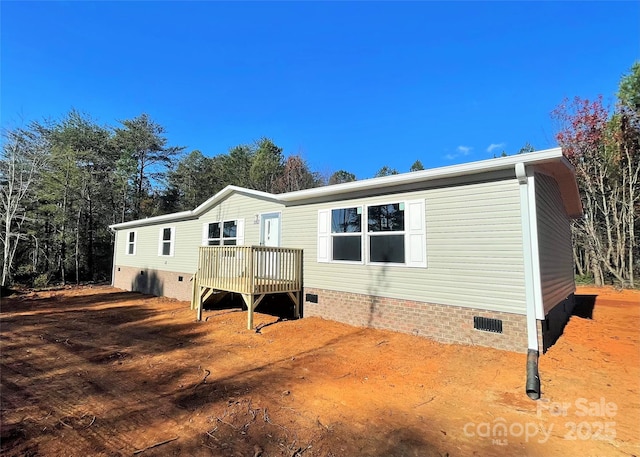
[[206, 220, 238, 246], [368, 203, 405, 264], [126, 231, 136, 255], [158, 227, 175, 256], [331, 207, 362, 262]]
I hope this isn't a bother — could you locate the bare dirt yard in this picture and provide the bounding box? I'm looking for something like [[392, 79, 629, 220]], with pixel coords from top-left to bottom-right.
[[1, 285, 638, 457]]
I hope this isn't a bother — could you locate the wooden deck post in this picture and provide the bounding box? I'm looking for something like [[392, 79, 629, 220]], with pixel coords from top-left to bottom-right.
[[197, 286, 204, 321], [288, 291, 300, 319], [243, 294, 254, 329]]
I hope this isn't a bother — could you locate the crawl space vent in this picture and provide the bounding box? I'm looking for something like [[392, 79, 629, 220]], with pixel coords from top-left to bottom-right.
[[474, 316, 503, 333], [305, 293, 318, 303]]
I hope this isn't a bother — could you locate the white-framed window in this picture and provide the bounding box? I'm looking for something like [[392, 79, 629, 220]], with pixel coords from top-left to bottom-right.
[[202, 219, 245, 246], [317, 199, 426, 268], [126, 230, 136, 255], [367, 203, 405, 264], [158, 227, 175, 257], [330, 207, 363, 262]]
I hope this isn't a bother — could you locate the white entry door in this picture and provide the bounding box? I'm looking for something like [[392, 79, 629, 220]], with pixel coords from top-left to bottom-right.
[[261, 213, 281, 247], [260, 213, 281, 278]]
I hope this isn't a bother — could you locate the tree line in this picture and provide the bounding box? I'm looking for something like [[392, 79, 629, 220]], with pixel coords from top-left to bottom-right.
[[0, 112, 423, 287], [553, 62, 639, 288], [2, 62, 638, 289]]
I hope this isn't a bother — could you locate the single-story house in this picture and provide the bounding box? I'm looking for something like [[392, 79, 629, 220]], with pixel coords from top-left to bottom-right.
[[109, 147, 582, 397]]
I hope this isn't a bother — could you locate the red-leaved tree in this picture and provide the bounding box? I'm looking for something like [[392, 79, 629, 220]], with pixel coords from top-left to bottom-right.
[[553, 84, 639, 286]]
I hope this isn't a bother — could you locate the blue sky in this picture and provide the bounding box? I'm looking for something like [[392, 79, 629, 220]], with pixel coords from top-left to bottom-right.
[[2, 1, 638, 180]]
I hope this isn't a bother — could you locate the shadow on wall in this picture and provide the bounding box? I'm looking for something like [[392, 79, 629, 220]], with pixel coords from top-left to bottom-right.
[[367, 263, 391, 328], [572, 294, 597, 319], [541, 293, 597, 353], [131, 270, 164, 298]]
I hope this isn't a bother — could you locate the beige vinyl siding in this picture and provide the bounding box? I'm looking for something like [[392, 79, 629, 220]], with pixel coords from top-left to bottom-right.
[[198, 192, 284, 247], [114, 193, 284, 274], [115, 219, 200, 273], [535, 173, 575, 313], [282, 179, 527, 314]]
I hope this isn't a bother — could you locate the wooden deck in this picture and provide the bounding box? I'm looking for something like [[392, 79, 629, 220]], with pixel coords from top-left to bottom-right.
[[192, 246, 303, 329]]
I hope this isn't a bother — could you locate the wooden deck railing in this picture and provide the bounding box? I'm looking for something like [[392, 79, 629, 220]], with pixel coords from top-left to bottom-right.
[[196, 245, 303, 296]]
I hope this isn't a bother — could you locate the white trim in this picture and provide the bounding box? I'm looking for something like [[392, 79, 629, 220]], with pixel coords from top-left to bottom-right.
[[406, 199, 427, 268], [527, 169, 544, 320], [125, 230, 137, 255], [158, 226, 176, 257], [259, 212, 282, 247], [319, 200, 427, 268], [326, 205, 364, 264], [202, 222, 209, 246], [201, 219, 244, 246], [516, 163, 539, 351], [282, 148, 566, 203], [110, 229, 118, 286], [236, 219, 245, 246], [365, 201, 406, 265], [317, 209, 331, 263]]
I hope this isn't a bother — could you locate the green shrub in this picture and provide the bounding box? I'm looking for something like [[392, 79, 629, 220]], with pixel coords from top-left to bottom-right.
[[575, 274, 595, 285], [33, 273, 50, 289]]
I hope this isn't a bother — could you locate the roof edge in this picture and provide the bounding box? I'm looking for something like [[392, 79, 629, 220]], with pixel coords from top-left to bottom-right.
[[110, 147, 572, 230], [279, 147, 564, 202]]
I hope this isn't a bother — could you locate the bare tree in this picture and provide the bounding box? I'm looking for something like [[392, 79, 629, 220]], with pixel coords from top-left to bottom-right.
[[0, 127, 48, 286], [274, 155, 320, 193], [553, 93, 639, 287]]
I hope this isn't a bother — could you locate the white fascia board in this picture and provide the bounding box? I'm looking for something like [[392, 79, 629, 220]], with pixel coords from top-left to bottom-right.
[[109, 186, 282, 230], [191, 186, 279, 214], [280, 148, 564, 203], [109, 210, 194, 230], [109, 148, 566, 231]]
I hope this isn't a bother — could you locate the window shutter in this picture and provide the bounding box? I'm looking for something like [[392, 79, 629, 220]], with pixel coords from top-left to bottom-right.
[[202, 222, 209, 246], [406, 199, 427, 268], [158, 228, 164, 256], [169, 227, 176, 256], [236, 219, 245, 245], [317, 210, 330, 263]]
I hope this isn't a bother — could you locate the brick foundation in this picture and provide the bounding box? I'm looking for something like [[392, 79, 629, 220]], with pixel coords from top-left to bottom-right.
[[113, 265, 194, 302], [303, 287, 530, 353]]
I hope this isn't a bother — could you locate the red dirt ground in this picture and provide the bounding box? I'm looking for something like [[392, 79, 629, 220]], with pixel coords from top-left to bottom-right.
[[1, 285, 638, 457]]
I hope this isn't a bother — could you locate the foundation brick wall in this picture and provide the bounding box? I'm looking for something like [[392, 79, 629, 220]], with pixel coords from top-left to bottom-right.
[[303, 287, 530, 353], [113, 265, 194, 302]]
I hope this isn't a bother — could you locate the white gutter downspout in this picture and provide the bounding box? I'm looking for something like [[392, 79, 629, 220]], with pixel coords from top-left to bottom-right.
[[516, 162, 542, 399]]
